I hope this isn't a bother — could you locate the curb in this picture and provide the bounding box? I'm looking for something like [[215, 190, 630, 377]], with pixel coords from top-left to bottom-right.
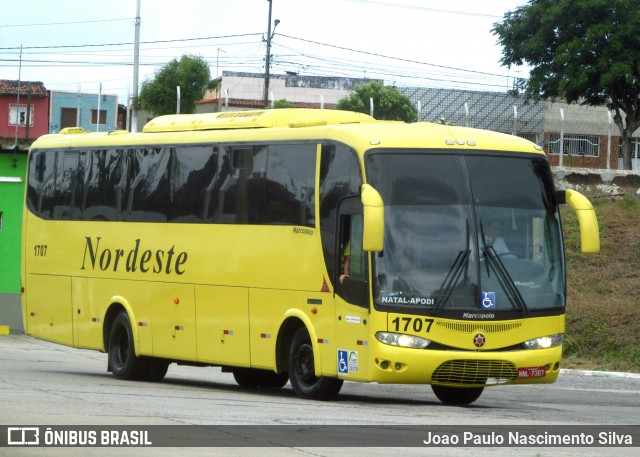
[[560, 368, 640, 380]]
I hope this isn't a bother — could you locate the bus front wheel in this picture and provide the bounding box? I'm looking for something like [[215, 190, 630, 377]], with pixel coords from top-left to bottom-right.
[[108, 311, 147, 380], [288, 328, 343, 400], [431, 385, 484, 405]]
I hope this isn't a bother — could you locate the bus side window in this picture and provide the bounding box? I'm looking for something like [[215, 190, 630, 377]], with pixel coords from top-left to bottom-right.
[[126, 147, 170, 222], [336, 208, 369, 308], [319, 143, 362, 285], [168, 146, 218, 223], [349, 214, 366, 281], [264, 143, 316, 226]]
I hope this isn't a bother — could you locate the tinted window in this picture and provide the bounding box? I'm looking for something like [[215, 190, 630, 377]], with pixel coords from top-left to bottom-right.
[[318, 143, 362, 281], [27, 149, 81, 220], [169, 146, 218, 222], [126, 147, 170, 221], [264, 143, 316, 226], [27, 143, 319, 228], [221, 146, 267, 224], [80, 149, 126, 221]]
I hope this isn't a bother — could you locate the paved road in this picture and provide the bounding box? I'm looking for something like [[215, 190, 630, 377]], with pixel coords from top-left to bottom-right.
[[1, 334, 638, 456]]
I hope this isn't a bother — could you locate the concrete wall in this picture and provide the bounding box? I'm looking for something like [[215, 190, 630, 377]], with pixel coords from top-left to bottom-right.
[[49, 91, 118, 134], [553, 167, 640, 195]]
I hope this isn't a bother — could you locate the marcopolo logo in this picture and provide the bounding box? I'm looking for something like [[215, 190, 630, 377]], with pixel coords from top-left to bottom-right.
[[81, 237, 188, 275]]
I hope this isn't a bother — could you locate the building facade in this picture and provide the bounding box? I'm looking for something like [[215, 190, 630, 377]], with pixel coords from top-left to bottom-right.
[[49, 90, 118, 134], [0, 80, 48, 149], [196, 71, 379, 112]]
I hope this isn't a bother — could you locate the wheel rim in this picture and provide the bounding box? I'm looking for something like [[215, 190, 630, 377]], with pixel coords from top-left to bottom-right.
[[294, 342, 316, 386]]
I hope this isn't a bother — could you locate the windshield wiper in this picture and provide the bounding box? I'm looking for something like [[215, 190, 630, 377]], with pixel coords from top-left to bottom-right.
[[480, 220, 529, 314], [434, 220, 471, 312]]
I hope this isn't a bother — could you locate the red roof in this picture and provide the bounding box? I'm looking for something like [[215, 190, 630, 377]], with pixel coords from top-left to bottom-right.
[[0, 80, 48, 97]]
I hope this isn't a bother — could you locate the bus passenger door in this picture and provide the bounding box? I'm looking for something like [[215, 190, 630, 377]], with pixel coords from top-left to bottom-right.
[[334, 198, 370, 381]]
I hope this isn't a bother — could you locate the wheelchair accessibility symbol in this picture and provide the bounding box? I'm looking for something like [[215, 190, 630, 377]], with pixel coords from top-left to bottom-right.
[[481, 292, 496, 309], [338, 349, 359, 374], [338, 350, 349, 374]]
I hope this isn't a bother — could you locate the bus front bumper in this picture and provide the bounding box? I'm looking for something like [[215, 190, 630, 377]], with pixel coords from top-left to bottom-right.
[[367, 342, 562, 387]]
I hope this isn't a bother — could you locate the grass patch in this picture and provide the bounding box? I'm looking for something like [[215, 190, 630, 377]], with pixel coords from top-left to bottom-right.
[[561, 193, 640, 372]]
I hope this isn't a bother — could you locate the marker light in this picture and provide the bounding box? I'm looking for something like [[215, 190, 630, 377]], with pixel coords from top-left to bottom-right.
[[523, 334, 564, 349], [375, 332, 431, 349]]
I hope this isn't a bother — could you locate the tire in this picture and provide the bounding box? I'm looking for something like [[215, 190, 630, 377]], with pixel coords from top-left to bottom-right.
[[288, 328, 343, 400], [142, 358, 169, 382], [259, 371, 289, 388], [233, 368, 262, 388], [233, 368, 289, 388], [108, 311, 147, 380], [431, 385, 484, 405]]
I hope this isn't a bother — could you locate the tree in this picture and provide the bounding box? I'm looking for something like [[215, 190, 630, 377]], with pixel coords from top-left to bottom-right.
[[492, 0, 640, 170], [138, 55, 216, 116], [336, 81, 417, 122], [269, 99, 294, 109]]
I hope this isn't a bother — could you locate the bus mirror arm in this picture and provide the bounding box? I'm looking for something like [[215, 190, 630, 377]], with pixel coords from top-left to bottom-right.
[[560, 189, 601, 254], [361, 184, 384, 252]]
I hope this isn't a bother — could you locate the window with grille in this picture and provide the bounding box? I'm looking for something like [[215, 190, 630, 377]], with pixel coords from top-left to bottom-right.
[[8, 104, 34, 127], [548, 133, 599, 156], [618, 138, 640, 159]]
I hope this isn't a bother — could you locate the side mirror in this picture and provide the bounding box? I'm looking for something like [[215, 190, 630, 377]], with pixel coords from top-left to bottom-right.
[[361, 184, 384, 252], [558, 189, 600, 254]]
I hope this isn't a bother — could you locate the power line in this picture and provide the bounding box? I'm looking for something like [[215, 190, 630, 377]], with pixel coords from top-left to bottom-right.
[[345, 0, 504, 19], [0, 33, 264, 51], [0, 17, 135, 28], [276, 33, 508, 79]]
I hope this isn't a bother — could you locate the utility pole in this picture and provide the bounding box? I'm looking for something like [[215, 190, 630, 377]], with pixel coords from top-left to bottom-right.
[[263, 0, 279, 108], [132, 0, 141, 132]]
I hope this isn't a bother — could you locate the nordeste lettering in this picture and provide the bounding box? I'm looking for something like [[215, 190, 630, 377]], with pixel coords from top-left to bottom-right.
[[81, 237, 188, 275]]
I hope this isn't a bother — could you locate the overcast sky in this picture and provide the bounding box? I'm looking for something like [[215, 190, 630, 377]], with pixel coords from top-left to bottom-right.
[[0, 0, 528, 104]]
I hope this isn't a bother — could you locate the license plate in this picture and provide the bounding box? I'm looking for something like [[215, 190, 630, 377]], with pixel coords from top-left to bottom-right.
[[517, 366, 546, 378]]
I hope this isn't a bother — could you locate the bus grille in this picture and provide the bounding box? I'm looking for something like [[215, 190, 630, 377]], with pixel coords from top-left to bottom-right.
[[436, 321, 522, 334], [432, 360, 518, 385]]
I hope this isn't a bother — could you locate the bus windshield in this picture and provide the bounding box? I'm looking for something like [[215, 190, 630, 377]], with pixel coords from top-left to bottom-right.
[[366, 151, 565, 317]]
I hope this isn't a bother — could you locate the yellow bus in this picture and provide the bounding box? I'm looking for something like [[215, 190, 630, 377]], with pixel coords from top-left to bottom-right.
[[21, 109, 599, 405]]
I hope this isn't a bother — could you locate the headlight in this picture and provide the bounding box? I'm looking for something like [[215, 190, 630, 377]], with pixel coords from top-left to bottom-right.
[[523, 334, 563, 349], [375, 332, 431, 349]]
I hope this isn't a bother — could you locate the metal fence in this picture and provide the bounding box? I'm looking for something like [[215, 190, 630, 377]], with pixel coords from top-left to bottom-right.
[[399, 87, 640, 171]]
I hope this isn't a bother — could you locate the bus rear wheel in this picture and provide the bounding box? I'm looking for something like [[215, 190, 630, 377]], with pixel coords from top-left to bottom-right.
[[288, 328, 343, 400], [431, 385, 484, 405], [108, 311, 147, 380]]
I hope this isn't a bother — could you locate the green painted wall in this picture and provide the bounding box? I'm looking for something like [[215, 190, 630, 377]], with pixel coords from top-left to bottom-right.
[[0, 152, 27, 294]]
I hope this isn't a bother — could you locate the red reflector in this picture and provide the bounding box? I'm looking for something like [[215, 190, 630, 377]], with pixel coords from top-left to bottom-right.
[[321, 277, 331, 293], [175, 325, 184, 331], [261, 333, 271, 339]]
